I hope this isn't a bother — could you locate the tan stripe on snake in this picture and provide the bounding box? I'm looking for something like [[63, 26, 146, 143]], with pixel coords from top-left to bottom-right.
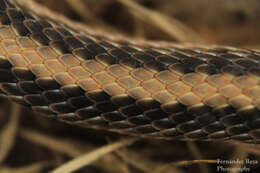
[[0, 0, 260, 143]]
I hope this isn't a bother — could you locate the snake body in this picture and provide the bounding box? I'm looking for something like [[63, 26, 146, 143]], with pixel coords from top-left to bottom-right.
[[0, 0, 260, 143]]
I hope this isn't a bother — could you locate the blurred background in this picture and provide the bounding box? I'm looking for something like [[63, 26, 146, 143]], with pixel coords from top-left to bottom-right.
[[1, 0, 260, 172], [35, 0, 260, 46]]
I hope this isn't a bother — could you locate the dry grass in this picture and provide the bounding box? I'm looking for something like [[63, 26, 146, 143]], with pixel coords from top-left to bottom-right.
[[2, 0, 260, 172], [51, 139, 135, 173], [0, 103, 21, 164], [0, 161, 53, 173], [115, 0, 202, 42], [20, 128, 90, 157]]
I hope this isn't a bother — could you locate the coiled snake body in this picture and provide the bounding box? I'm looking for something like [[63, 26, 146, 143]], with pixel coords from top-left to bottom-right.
[[0, 0, 260, 143]]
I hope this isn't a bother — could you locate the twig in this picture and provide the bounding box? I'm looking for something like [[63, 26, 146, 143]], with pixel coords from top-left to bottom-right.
[[0, 161, 53, 173], [51, 139, 135, 173], [115, 148, 155, 173], [20, 128, 92, 157], [115, 0, 202, 42], [0, 103, 21, 163]]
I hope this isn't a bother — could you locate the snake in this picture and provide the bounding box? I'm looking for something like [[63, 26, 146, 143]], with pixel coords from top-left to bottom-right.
[[0, 0, 260, 144]]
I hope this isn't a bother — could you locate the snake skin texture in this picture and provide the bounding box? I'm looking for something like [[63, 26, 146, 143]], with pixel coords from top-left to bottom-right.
[[1, 0, 260, 143]]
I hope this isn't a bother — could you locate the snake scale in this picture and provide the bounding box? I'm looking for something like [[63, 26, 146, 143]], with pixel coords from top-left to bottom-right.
[[0, 0, 260, 143]]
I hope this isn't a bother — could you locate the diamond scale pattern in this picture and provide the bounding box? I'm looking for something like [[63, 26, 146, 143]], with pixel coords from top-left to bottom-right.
[[0, 0, 260, 142]]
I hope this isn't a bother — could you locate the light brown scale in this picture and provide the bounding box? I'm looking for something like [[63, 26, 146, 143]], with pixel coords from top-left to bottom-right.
[[167, 81, 192, 97], [54, 72, 76, 86], [103, 83, 126, 96], [233, 76, 258, 89], [192, 83, 217, 98], [181, 73, 206, 86], [229, 95, 252, 109], [178, 92, 201, 106], [128, 87, 151, 100], [37, 46, 59, 60], [8, 54, 28, 67], [203, 94, 227, 108], [93, 71, 115, 85], [219, 84, 241, 98], [117, 76, 140, 90], [22, 50, 44, 64], [0, 46, 7, 56], [78, 79, 100, 91], [83, 60, 105, 73], [244, 86, 260, 100], [155, 70, 179, 84], [44, 59, 67, 73], [30, 64, 52, 77], [68, 66, 91, 80], [2, 39, 21, 53], [16, 37, 38, 49], [207, 74, 232, 88], [131, 68, 154, 81], [59, 54, 81, 67], [0, 26, 16, 39], [253, 99, 260, 109], [152, 90, 176, 104], [141, 79, 165, 93], [107, 64, 129, 78]]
